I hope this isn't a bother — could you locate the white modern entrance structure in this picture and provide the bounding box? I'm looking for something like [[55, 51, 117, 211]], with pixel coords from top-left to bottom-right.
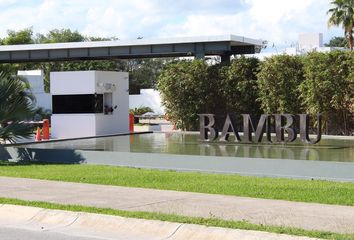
[[50, 71, 129, 139]]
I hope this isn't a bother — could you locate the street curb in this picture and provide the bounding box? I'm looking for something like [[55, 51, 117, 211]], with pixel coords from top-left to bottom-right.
[[0, 204, 321, 240]]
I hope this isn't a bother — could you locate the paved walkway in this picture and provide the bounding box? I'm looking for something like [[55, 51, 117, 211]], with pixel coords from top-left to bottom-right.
[[0, 177, 353, 234]]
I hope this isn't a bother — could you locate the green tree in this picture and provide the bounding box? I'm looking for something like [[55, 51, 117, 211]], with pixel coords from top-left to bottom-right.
[[205, 64, 227, 115], [87, 36, 118, 41], [327, 0, 354, 50], [325, 36, 348, 47], [32, 60, 127, 92], [299, 51, 353, 134], [348, 56, 354, 122], [257, 55, 304, 114], [129, 59, 167, 94], [33, 28, 160, 93], [36, 28, 85, 43], [0, 71, 35, 143], [31, 28, 125, 91], [222, 57, 261, 115], [157, 60, 211, 130], [1, 28, 34, 45], [0, 64, 17, 75], [2, 28, 165, 93]]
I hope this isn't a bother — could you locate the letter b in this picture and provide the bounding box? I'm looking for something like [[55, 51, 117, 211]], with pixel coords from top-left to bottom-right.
[[274, 114, 297, 143], [199, 114, 218, 141]]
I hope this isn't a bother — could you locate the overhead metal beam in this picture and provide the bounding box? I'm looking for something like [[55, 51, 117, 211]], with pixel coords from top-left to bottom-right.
[[0, 35, 263, 63]]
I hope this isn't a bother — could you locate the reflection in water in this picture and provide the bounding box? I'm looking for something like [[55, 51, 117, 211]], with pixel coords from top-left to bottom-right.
[[199, 144, 322, 160], [145, 133, 352, 162], [14, 133, 354, 162]]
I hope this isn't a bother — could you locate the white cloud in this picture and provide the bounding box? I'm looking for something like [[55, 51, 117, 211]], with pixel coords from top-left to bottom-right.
[[0, 0, 344, 48], [161, 0, 342, 46]]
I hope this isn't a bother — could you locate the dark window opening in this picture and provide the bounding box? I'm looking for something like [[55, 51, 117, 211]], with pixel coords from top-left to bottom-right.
[[52, 94, 103, 114]]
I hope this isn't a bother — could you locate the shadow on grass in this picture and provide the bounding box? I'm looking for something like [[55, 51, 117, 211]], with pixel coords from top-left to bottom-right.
[[0, 145, 86, 166]]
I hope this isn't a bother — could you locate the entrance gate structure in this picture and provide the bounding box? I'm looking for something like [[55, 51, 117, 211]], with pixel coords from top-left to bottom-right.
[[0, 35, 263, 64]]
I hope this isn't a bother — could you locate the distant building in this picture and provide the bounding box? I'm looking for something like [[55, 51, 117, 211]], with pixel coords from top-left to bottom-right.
[[285, 33, 344, 55], [17, 70, 52, 111], [129, 89, 165, 115], [298, 33, 323, 50]]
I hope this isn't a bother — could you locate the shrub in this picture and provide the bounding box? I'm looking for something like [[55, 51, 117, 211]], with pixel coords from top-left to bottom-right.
[[257, 55, 304, 114], [129, 106, 153, 116], [222, 56, 261, 115], [157, 52, 353, 135], [157, 60, 211, 130], [300, 51, 353, 134]]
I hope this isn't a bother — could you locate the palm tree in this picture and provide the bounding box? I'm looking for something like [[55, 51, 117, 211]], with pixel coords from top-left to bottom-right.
[[327, 0, 354, 50], [0, 71, 35, 143]]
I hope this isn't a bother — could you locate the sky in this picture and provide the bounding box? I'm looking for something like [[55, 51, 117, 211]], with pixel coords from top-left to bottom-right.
[[0, 0, 343, 51]]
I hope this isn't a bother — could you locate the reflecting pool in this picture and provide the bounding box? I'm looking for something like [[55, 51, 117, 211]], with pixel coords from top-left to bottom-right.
[[17, 133, 354, 162]]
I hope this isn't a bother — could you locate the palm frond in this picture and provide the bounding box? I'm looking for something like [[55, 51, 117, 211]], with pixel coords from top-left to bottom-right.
[[0, 122, 34, 143], [327, 0, 354, 49], [0, 70, 36, 143]]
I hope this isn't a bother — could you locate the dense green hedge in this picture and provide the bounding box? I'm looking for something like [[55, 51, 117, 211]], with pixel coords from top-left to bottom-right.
[[157, 52, 353, 135], [257, 55, 304, 114], [300, 52, 353, 134]]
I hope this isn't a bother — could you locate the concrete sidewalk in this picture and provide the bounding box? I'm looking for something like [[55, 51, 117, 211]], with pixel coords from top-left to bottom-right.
[[0, 176, 353, 234], [0, 204, 321, 240]]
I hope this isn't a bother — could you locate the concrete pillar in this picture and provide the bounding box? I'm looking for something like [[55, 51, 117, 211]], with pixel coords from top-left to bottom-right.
[[195, 52, 205, 60], [220, 54, 231, 65]]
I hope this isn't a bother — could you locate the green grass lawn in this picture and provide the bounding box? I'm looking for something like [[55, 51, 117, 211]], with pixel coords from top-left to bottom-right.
[[0, 197, 353, 240], [0, 162, 353, 206]]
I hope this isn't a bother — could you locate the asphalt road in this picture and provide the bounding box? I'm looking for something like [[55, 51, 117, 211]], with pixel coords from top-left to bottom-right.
[[0, 226, 108, 240]]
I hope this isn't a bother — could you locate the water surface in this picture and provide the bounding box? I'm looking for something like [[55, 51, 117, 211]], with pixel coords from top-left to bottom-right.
[[18, 133, 354, 162]]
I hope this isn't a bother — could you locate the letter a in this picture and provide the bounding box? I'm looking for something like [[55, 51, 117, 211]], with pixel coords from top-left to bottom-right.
[[219, 114, 240, 142]]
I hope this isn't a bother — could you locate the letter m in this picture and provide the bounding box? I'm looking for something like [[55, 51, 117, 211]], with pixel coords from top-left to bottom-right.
[[242, 114, 271, 143]]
